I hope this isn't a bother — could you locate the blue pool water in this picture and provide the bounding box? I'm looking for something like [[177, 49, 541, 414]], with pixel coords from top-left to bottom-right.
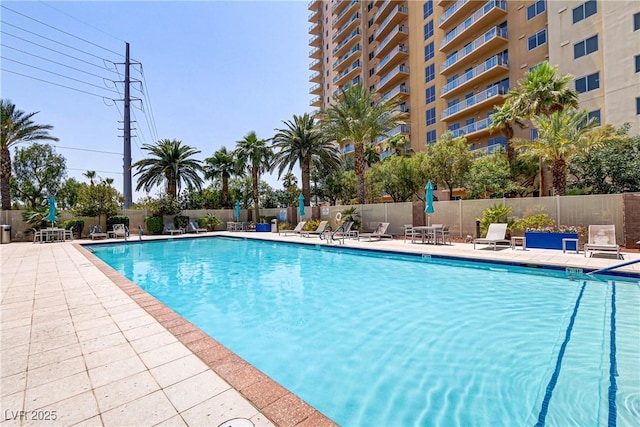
[[91, 237, 640, 426]]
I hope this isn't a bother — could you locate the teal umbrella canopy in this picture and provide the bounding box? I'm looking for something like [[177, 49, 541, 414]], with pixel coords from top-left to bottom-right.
[[46, 196, 58, 223], [298, 193, 305, 218], [425, 181, 435, 214], [234, 201, 241, 221]]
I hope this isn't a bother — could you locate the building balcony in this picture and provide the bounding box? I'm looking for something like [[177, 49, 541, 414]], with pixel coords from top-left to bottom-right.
[[309, 33, 322, 47], [374, 25, 409, 59], [333, 78, 359, 98], [380, 84, 409, 102], [373, 0, 395, 25], [332, 0, 357, 15], [333, 60, 362, 86], [310, 95, 322, 107], [342, 143, 355, 154], [309, 20, 321, 33], [440, 0, 507, 50], [450, 116, 493, 139], [439, 0, 476, 29], [376, 64, 409, 93], [308, 0, 321, 10], [310, 45, 323, 59], [309, 83, 322, 95], [441, 85, 507, 121], [310, 58, 322, 70], [373, 5, 408, 42], [333, 0, 359, 27], [332, 12, 361, 42], [310, 70, 322, 83], [308, 7, 321, 22], [375, 44, 409, 76], [333, 28, 360, 57], [333, 44, 361, 72], [441, 55, 509, 97], [438, 0, 454, 6], [471, 139, 507, 156], [440, 26, 507, 73], [374, 124, 411, 144]]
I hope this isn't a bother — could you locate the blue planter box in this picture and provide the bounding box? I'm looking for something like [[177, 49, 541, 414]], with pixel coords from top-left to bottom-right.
[[525, 232, 578, 250], [255, 223, 270, 232]]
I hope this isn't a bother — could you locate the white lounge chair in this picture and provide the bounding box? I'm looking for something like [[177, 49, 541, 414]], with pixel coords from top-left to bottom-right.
[[280, 221, 306, 236], [89, 225, 108, 240], [473, 223, 510, 250], [301, 220, 329, 238], [187, 221, 207, 233], [163, 223, 183, 235], [358, 222, 392, 241], [584, 224, 622, 259], [111, 224, 128, 239]]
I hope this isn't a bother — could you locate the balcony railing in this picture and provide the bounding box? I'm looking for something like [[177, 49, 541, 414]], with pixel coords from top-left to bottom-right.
[[333, 29, 360, 55], [441, 55, 508, 95], [373, 5, 408, 40], [374, 124, 411, 143], [377, 45, 409, 71], [333, 60, 361, 84], [373, 0, 391, 23], [310, 58, 321, 68], [440, 0, 469, 26], [441, 85, 507, 119], [309, 70, 321, 80], [310, 95, 322, 105], [375, 25, 409, 57], [332, 0, 359, 26], [441, 26, 507, 72], [342, 143, 355, 154], [378, 64, 409, 89], [333, 77, 360, 97], [309, 46, 321, 57], [333, 12, 361, 41], [333, 44, 361, 70], [309, 34, 321, 45], [471, 140, 507, 155], [309, 20, 321, 32], [450, 116, 492, 138], [440, 0, 507, 49], [309, 83, 321, 94], [380, 84, 409, 102]]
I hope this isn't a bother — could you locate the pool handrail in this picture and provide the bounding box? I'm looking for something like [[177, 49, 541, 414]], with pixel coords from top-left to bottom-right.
[[587, 258, 640, 275]]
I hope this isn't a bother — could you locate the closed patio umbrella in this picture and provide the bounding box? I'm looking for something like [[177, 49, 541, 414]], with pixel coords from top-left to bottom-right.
[[234, 200, 241, 221], [298, 193, 305, 219], [425, 181, 434, 226], [46, 195, 58, 227]]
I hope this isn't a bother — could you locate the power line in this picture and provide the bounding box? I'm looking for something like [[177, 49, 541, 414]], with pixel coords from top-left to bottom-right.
[[1, 68, 116, 99], [54, 145, 121, 156], [68, 167, 122, 175], [139, 64, 159, 141], [1, 4, 123, 57], [1, 56, 119, 93]]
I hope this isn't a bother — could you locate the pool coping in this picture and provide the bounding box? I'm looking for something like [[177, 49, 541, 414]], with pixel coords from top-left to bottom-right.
[[75, 242, 338, 427]]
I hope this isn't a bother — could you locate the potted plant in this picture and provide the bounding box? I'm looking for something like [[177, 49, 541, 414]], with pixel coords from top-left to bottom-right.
[[524, 225, 582, 250]]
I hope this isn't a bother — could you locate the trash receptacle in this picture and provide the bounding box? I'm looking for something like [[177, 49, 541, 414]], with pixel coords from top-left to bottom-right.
[[1, 225, 11, 244], [271, 219, 278, 233]]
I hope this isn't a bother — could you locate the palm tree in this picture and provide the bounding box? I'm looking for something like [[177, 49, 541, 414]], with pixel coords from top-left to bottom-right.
[[489, 102, 524, 165], [132, 139, 204, 198], [1, 99, 59, 210], [204, 146, 239, 208], [515, 109, 598, 196], [83, 170, 97, 186], [364, 143, 380, 166], [271, 113, 341, 207], [235, 131, 272, 222], [322, 83, 408, 204]]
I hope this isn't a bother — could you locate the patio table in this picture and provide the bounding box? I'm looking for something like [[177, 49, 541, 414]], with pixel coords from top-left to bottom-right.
[[411, 226, 442, 244]]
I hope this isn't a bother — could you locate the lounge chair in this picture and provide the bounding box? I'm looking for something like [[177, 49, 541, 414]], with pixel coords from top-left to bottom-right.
[[473, 223, 509, 250], [584, 224, 622, 259], [89, 225, 108, 240], [111, 224, 128, 239], [163, 223, 184, 235], [280, 221, 306, 236], [187, 221, 207, 233], [301, 220, 329, 238], [358, 222, 392, 241], [325, 221, 356, 244]]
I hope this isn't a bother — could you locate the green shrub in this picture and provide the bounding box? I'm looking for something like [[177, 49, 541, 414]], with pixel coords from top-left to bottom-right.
[[259, 215, 277, 224], [145, 216, 164, 235], [107, 215, 129, 230], [511, 214, 555, 236], [173, 215, 189, 230], [479, 203, 513, 236], [201, 213, 222, 231], [196, 217, 208, 229], [340, 206, 361, 230], [22, 208, 48, 229], [62, 219, 85, 238], [303, 219, 322, 231], [278, 221, 294, 231], [144, 195, 181, 216]]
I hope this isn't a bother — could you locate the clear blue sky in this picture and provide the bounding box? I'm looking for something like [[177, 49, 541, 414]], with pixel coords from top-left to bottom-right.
[[1, 0, 312, 202]]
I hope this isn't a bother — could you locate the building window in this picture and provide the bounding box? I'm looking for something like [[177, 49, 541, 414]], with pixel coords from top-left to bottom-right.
[[424, 20, 434, 40], [587, 110, 601, 125], [423, 0, 433, 18], [448, 123, 460, 131], [526, 0, 545, 20], [573, 0, 597, 24], [424, 42, 434, 61], [425, 86, 435, 104], [575, 72, 600, 93], [425, 63, 435, 83], [574, 35, 598, 59], [530, 128, 539, 140], [528, 29, 547, 50], [635, 12, 640, 31], [636, 97, 640, 115], [636, 55, 640, 73], [368, 18, 373, 28], [426, 108, 436, 125], [426, 130, 437, 144]]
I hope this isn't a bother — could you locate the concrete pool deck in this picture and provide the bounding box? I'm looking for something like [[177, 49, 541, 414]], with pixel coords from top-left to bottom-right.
[[1, 232, 638, 426]]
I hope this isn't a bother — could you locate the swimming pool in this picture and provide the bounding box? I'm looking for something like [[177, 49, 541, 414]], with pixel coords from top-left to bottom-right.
[[91, 237, 640, 426]]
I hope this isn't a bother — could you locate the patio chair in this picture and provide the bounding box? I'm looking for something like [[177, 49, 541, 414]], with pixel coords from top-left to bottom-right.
[[163, 223, 184, 235], [64, 225, 74, 241], [112, 224, 128, 239], [187, 221, 207, 233], [301, 220, 329, 238], [584, 224, 622, 259], [89, 225, 108, 240], [280, 221, 306, 236], [358, 222, 392, 242], [403, 224, 414, 243], [435, 225, 451, 245], [33, 228, 45, 243], [473, 223, 509, 250]]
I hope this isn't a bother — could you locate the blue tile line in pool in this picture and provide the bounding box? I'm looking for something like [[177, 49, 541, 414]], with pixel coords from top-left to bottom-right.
[[534, 281, 618, 427]]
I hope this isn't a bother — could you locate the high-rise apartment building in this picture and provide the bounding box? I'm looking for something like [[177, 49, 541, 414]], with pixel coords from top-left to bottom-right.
[[308, 0, 639, 156]]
